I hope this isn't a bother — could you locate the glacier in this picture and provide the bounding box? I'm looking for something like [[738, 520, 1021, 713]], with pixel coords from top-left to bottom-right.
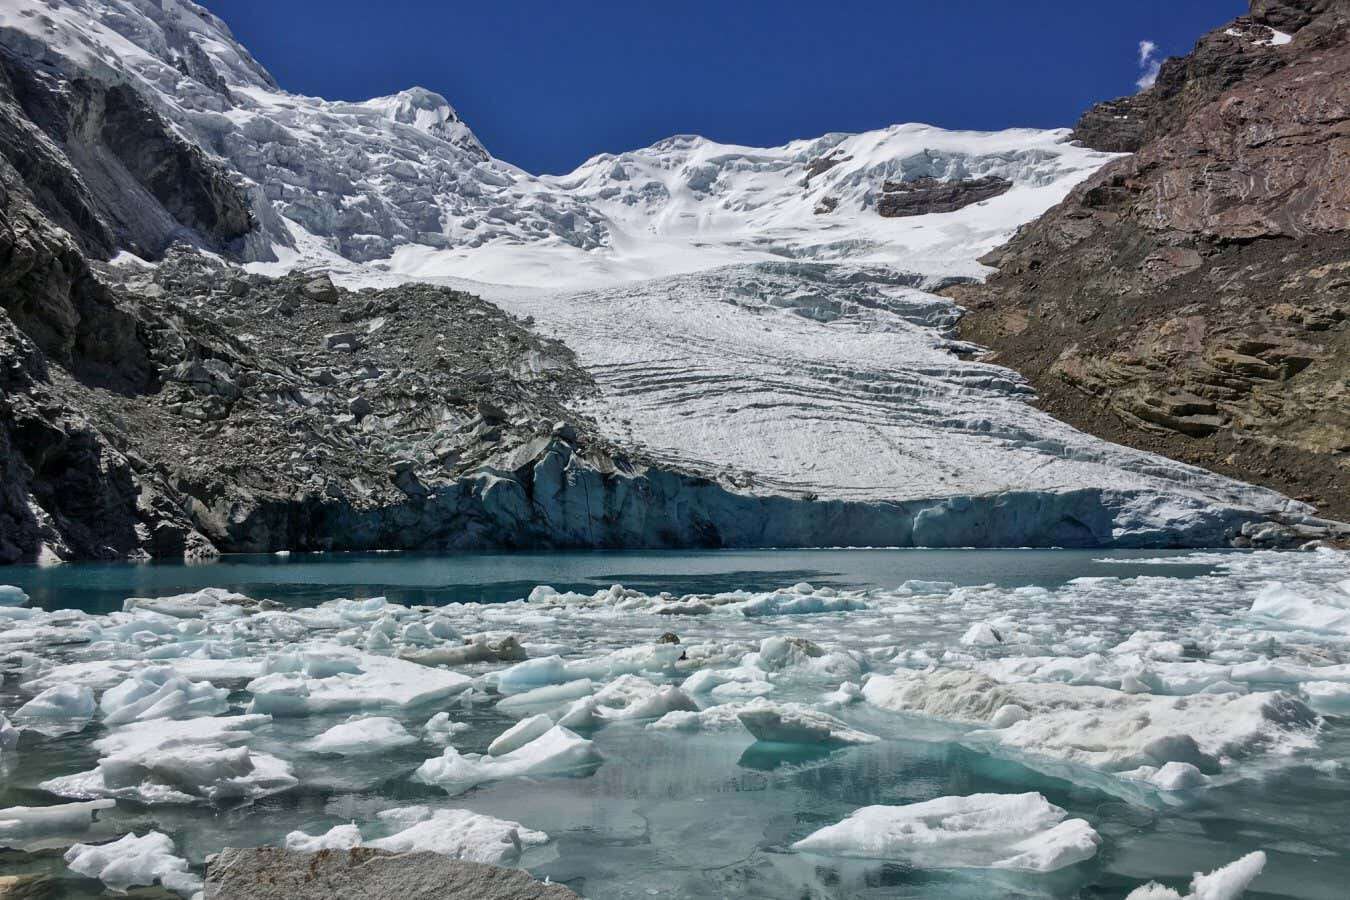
[[0, 0, 1332, 550]]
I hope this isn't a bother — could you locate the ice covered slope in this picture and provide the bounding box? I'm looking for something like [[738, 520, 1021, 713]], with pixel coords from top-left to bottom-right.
[[0, 0, 1328, 545], [0, 0, 1112, 279]]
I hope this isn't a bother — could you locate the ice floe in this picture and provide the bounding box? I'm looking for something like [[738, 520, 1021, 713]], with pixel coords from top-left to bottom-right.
[[793, 792, 1100, 872], [415, 725, 600, 796], [64, 830, 201, 897], [1124, 850, 1266, 900], [286, 806, 548, 865]]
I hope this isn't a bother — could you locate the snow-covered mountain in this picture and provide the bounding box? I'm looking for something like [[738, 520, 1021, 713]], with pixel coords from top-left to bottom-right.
[[0, 0, 1334, 554]]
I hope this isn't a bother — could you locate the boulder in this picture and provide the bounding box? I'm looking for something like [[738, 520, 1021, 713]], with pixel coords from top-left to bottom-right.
[[203, 847, 578, 899]]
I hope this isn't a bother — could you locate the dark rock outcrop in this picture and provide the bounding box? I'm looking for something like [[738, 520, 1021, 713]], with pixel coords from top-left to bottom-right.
[[956, 0, 1350, 519], [877, 175, 1012, 217], [0, 45, 254, 260], [203, 848, 579, 900]]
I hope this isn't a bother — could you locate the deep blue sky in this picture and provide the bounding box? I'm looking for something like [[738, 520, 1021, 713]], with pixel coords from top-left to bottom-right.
[[202, 0, 1243, 174]]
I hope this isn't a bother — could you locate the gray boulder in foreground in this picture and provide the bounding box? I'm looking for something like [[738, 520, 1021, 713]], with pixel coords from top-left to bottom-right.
[[204, 848, 579, 900]]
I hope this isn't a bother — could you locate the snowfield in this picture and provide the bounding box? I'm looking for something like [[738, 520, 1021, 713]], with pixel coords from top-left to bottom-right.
[[0, 0, 1324, 547]]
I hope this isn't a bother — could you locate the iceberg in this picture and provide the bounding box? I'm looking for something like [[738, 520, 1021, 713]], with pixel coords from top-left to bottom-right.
[[792, 792, 1100, 872], [64, 830, 201, 897], [414, 725, 600, 796], [302, 717, 418, 755], [1125, 851, 1266, 900]]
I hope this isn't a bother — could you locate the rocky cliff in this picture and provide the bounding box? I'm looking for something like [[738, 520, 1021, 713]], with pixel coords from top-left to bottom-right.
[[955, 0, 1350, 520]]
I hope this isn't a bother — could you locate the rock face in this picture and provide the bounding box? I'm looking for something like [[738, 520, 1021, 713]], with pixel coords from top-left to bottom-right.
[[956, 0, 1350, 519], [0, 46, 254, 260], [877, 175, 1012, 217], [203, 848, 579, 900]]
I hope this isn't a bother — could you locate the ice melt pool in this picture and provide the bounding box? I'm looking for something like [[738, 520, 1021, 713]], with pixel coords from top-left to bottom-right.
[[0, 548, 1347, 898]]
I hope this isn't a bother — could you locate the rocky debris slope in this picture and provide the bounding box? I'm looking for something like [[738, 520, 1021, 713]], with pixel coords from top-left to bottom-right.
[[203, 848, 579, 900], [955, 0, 1350, 520]]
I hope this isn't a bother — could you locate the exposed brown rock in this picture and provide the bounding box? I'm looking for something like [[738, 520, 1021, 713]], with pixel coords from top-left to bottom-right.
[[877, 175, 1012, 217], [957, 0, 1350, 520]]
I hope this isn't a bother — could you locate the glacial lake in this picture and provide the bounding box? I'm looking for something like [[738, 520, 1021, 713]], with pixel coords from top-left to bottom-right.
[[4, 547, 1222, 615], [2, 547, 1348, 899]]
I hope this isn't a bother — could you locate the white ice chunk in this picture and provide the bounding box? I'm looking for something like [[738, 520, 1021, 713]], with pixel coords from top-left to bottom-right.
[[302, 716, 417, 755], [13, 684, 96, 735], [366, 807, 549, 865], [41, 714, 295, 805], [424, 711, 470, 746], [495, 678, 594, 712], [0, 799, 114, 840], [741, 589, 866, 616], [100, 666, 229, 725], [247, 649, 471, 716], [123, 587, 256, 619], [488, 714, 554, 756], [863, 669, 1318, 773], [1302, 681, 1350, 715], [414, 725, 599, 796], [1125, 850, 1266, 900], [737, 700, 878, 746], [64, 830, 202, 897], [285, 822, 363, 852], [792, 792, 1100, 872], [0, 585, 29, 606]]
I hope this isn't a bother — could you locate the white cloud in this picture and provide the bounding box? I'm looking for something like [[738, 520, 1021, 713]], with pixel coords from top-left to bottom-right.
[[1136, 39, 1161, 90]]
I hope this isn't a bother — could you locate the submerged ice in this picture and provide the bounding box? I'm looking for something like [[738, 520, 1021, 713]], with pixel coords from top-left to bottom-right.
[[0, 549, 1347, 896]]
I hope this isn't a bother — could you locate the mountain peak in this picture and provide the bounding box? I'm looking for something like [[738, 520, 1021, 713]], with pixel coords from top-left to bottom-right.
[[361, 87, 487, 160]]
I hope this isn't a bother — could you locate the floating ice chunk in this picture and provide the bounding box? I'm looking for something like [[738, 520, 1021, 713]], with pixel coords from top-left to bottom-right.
[[496, 656, 568, 694], [711, 679, 773, 700], [989, 704, 1029, 729], [648, 702, 752, 733], [737, 700, 877, 746], [0, 713, 18, 758], [962, 622, 1005, 646], [1125, 850, 1266, 900], [1302, 681, 1350, 715], [247, 649, 471, 716], [495, 678, 594, 712], [366, 807, 549, 864], [13, 684, 96, 736], [424, 712, 471, 745], [64, 830, 202, 897], [100, 667, 229, 726], [364, 628, 393, 652], [123, 588, 259, 619], [741, 589, 866, 616], [1247, 582, 1350, 635], [0, 585, 29, 606], [751, 636, 865, 683], [414, 725, 600, 796], [0, 799, 114, 841], [563, 644, 685, 680], [1122, 761, 1209, 791], [864, 669, 1318, 774], [302, 717, 418, 755], [285, 822, 363, 852], [401, 634, 526, 667], [822, 681, 864, 708], [488, 714, 553, 756], [41, 714, 295, 805], [793, 792, 1099, 872]]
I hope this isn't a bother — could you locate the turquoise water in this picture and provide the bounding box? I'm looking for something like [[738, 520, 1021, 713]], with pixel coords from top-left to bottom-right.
[[3, 548, 1347, 899], [3, 547, 1220, 614]]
